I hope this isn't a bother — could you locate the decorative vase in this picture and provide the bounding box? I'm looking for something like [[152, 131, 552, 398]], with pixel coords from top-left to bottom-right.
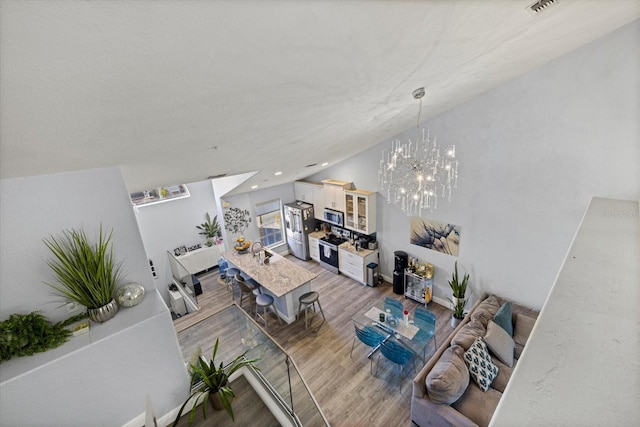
[[208, 391, 225, 411], [116, 283, 145, 307], [87, 299, 119, 323]]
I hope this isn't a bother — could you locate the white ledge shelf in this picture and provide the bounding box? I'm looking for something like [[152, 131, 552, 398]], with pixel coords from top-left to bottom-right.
[[130, 184, 190, 207], [492, 197, 640, 426]]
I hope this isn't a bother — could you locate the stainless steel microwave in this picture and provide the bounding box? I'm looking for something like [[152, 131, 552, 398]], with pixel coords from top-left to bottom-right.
[[323, 208, 344, 227]]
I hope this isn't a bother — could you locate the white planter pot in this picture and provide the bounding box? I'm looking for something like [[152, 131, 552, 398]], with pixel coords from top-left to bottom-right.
[[451, 316, 463, 328], [451, 296, 465, 307]]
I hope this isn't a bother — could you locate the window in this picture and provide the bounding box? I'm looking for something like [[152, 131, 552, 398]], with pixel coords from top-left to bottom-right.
[[255, 200, 284, 248]]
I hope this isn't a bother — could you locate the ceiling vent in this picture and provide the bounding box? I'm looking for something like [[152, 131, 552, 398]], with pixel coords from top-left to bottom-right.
[[527, 0, 559, 15]]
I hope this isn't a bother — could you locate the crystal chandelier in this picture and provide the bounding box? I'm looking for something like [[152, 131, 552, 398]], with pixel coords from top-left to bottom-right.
[[378, 87, 459, 216]]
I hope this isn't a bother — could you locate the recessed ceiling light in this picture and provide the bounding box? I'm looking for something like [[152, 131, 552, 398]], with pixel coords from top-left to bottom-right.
[[251, 185, 258, 189], [321, 162, 328, 166], [274, 171, 282, 176]]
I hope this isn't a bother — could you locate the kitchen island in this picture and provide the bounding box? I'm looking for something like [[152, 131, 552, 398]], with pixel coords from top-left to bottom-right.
[[221, 249, 318, 324]]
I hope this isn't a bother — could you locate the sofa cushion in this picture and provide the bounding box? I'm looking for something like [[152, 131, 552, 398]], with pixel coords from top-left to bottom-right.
[[451, 319, 487, 351], [484, 320, 515, 367], [513, 312, 536, 347], [425, 345, 469, 404], [451, 381, 502, 427], [513, 313, 536, 359], [470, 295, 502, 325], [493, 302, 513, 336], [463, 337, 499, 392], [490, 357, 515, 393]]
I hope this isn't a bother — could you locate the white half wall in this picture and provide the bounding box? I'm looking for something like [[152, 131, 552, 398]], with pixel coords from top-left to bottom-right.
[[0, 167, 189, 426], [309, 20, 640, 310], [491, 197, 640, 426]]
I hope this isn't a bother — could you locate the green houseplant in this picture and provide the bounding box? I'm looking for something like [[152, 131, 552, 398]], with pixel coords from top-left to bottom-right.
[[0, 312, 87, 363], [43, 225, 123, 323], [196, 213, 220, 246], [448, 261, 470, 327], [448, 261, 469, 302], [173, 338, 260, 426]]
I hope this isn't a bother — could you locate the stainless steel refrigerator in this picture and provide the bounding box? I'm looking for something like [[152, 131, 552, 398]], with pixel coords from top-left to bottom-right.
[[284, 201, 315, 260]]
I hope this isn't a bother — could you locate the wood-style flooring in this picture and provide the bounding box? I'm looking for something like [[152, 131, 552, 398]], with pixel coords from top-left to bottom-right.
[[174, 256, 453, 427]]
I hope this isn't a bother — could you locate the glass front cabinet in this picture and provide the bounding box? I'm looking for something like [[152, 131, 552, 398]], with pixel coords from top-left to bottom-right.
[[344, 189, 376, 234]]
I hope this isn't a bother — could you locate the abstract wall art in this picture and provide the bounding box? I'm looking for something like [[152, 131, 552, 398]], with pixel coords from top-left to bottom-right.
[[410, 217, 461, 256]]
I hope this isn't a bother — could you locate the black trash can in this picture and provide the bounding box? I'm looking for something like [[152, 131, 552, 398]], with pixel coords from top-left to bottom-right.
[[392, 270, 404, 295], [191, 274, 202, 296]]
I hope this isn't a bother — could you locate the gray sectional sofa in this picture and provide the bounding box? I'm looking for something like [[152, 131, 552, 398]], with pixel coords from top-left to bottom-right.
[[411, 294, 538, 427]]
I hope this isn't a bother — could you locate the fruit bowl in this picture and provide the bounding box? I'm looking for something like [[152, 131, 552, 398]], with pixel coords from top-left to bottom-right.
[[234, 239, 251, 253]]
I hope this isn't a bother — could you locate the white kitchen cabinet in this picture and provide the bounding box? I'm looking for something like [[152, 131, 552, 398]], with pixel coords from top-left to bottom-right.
[[338, 244, 378, 285], [308, 235, 320, 262], [294, 181, 324, 220], [322, 179, 352, 212], [344, 189, 377, 234]]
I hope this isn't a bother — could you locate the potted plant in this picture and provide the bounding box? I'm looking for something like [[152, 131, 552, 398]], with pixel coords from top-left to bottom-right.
[[196, 213, 220, 246], [450, 299, 466, 328], [448, 261, 469, 327], [173, 338, 260, 426], [43, 225, 123, 323], [448, 261, 469, 306]]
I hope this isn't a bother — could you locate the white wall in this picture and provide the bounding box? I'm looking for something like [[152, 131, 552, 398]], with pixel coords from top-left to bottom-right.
[[134, 179, 219, 301], [0, 167, 189, 426], [222, 182, 297, 254], [310, 20, 640, 310]]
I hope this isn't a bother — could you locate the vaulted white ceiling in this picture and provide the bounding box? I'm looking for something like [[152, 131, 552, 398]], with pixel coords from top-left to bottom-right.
[[1, 1, 638, 195]]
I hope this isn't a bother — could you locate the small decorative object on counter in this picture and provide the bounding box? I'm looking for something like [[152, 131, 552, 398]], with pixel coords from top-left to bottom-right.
[[234, 237, 251, 253], [403, 310, 409, 326], [116, 283, 145, 307]]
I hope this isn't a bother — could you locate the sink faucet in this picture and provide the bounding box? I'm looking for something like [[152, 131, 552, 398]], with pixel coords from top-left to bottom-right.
[[251, 241, 264, 255]]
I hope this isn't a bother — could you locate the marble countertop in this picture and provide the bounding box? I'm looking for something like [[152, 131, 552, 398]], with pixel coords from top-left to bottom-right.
[[308, 231, 326, 240], [338, 242, 376, 257], [222, 250, 317, 298]]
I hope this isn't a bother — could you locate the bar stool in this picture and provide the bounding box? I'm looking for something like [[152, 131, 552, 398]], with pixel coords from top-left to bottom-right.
[[225, 268, 240, 298], [255, 293, 282, 331], [296, 291, 325, 332], [235, 273, 258, 314]]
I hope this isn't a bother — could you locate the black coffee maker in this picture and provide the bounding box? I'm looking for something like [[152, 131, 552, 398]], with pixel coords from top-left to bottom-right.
[[392, 251, 408, 294]]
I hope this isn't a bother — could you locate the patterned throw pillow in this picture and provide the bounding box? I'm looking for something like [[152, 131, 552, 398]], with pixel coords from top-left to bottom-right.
[[463, 337, 499, 392]]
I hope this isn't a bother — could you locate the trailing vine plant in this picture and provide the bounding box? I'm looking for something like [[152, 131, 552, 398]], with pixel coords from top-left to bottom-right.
[[0, 312, 88, 363]]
